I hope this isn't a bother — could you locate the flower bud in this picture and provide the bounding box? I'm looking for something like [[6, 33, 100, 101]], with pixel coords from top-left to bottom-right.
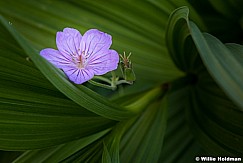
[[120, 52, 136, 83]]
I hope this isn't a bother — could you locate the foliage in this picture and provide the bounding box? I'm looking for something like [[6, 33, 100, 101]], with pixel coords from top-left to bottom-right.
[[0, 0, 242, 162]]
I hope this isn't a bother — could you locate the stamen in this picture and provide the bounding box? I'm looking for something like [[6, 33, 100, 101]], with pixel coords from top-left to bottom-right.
[[77, 52, 85, 69]]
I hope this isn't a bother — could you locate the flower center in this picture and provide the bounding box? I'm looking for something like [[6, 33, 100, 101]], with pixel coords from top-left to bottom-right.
[[77, 55, 84, 69], [71, 51, 86, 69]]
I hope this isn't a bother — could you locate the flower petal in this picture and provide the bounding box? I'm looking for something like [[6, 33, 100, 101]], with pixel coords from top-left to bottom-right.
[[56, 28, 82, 57], [81, 29, 112, 59], [62, 67, 94, 84], [87, 49, 119, 75], [40, 48, 73, 68]]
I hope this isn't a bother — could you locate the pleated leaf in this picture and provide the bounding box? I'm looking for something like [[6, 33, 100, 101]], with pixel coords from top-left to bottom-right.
[[166, 6, 243, 156], [120, 97, 168, 163], [13, 130, 109, 163], [189, 23, 243, 109], [160, 78, 202, 163]]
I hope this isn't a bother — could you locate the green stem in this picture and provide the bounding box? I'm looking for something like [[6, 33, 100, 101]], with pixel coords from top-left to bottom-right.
[[92, 76, 112, 84], [111, 71, 118, 89], [88, 71, 133, 90], [88, 80, 116, 90], [116, 80, 133, 85]]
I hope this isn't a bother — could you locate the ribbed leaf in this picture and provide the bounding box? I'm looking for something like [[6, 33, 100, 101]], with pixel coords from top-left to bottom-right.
[[0, 53, 116, 150], [102, 143, 112, 163], [189, 23, 243, 109], [187, 74, 243, 156], [102, 121, 134, 163], [160, 80, 202, 162], [102, 129, 122, 163], [166, 6, 243, 156], [13, 130, 109, 162], [120, 97, 167, 163]]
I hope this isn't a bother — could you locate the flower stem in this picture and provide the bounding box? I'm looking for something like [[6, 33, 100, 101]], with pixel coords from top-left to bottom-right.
[[88, 71, 133, 90], [92, 76, 112, 84], [88, 79, 116, 90], [111, 71, 118, 89], [116, 80, 133, 85]]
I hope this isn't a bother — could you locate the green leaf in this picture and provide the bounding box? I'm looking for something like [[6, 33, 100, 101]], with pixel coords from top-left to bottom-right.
[[187, 81, 243, 156], [165, 6, 243, 156], [189, 22, 243, 110], [102, 143, 112, 163], [14, 130, 109, 162], [160, 82, 202, 162], [120, 97, 168, 163], [166, 7, 190, 72], [102, 121, 131, 163]]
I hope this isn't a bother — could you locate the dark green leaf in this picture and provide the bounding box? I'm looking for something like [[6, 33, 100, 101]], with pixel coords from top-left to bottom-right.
[[189, 22, 243, 109], [14, 130, 109, 162], [166, 6, 243, 157]]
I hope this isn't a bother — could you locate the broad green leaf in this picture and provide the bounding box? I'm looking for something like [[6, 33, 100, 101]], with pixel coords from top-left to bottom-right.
[[60, 140, 104, 162], [62, 96, 168, 162], [165, 7, 190, 72], [159, 77, 203, 163], [0, 91, 114, 151], [187, 80, 243, 156], [102, 143, 112, 163], [189, 22, 243, 109], [166, 6, 243, 156], [102, 121, 134, 163], [13, 130, 109, 163], [102, 129, 121, 163], [120, 97, 168, 163]]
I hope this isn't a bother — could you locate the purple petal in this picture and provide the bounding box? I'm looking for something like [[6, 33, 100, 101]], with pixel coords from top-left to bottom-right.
[[106, 50, 120, 71], [40, 48, 73, 68], [62, 67, 94, 84], [86, 49, 119, 75], [80, 29, 112, 59], [56, 28, 82, 57]]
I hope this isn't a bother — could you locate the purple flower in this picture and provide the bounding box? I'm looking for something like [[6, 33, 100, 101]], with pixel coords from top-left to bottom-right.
[[40, 28, 119, 84]]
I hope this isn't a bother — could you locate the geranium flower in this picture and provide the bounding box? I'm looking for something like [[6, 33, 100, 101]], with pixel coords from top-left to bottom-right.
[[40, 28, 119, 84]]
